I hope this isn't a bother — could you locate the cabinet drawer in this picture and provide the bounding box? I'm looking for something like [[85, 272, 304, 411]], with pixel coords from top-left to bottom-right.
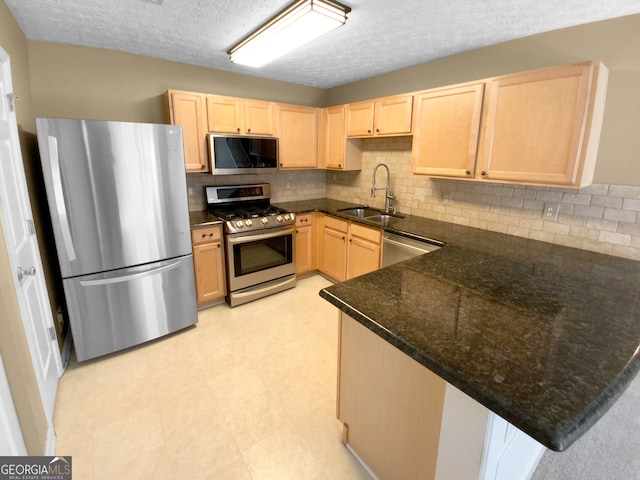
[[191, 225, 222, 245], [350, 223, 382, 243], [324, 215, 348, 233], [296, 213, 313, 226]]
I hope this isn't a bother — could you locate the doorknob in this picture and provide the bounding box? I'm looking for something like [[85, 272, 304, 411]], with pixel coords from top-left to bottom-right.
[[17, 266, 36, 281]]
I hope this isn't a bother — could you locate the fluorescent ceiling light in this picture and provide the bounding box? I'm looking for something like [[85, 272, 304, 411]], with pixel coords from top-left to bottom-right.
[[228, 0, 351, 68]]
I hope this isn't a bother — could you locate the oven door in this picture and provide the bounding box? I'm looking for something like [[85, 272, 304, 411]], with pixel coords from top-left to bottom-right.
[[226, 225, 296, 292]]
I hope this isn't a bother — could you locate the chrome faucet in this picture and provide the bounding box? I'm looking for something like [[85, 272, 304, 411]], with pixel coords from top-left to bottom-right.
[[371, 162, 395, 213]]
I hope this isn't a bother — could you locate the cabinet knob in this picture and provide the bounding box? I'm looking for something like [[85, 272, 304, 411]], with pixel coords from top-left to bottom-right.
[[481, 171, 487, 176], [466, 170, 471, 175], [247, 128, 251, 133], [367, 129, 372, 134], [236, 127, 241, 133]]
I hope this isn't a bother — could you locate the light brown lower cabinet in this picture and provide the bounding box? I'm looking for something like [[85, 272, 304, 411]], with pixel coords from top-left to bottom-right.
[[320, 215, 348, 282], [319, 214, 382, 282], [191, 225, 226, 307], [295, 213, 316, 276]]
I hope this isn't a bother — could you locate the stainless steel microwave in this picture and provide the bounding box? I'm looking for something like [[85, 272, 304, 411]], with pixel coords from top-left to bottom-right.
[[207, 134, 279, 175]]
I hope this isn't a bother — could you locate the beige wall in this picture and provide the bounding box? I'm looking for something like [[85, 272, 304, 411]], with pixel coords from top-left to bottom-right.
[[26, 42, 328, 126], [0, 0, 49, 455], [326, 14, 640, 187]]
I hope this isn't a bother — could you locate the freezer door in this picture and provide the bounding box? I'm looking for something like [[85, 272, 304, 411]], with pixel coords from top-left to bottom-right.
[[36, 118, 192, 277], [63, 256, 198, 361]]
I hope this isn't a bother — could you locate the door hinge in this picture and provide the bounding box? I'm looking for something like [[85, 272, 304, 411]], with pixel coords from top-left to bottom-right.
[[48, 326, 57, 342], [6, 93, 14, 112], [26, 219, 35, 235]]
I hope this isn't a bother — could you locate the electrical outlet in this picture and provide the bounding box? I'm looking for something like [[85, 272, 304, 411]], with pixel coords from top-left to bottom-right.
[[543, 202, 559, 221], [442, 192, 453, 205]]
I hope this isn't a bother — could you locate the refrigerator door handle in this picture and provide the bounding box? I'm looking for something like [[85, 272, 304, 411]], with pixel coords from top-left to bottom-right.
[[48, 135, 76, 261], [79, 260, 182, 287]]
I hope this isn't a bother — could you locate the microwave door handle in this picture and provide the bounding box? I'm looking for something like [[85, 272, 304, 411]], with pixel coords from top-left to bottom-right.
[[48, 135, 76, 261]]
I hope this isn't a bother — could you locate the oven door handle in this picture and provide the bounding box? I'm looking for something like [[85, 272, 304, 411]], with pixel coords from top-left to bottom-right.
[[227, 227, 295, 245]]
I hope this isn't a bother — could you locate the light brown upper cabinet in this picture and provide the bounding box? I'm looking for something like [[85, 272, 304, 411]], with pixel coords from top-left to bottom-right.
[[163, 90, 208, 173], [411, 83, 485, 178], [477, 61, 608, 187], [412, 61, 608, 188], [323, 105, 363, 171], [346, 94, 414, 137], [276, 103, 320, 169], [206, 95, 274, 136]]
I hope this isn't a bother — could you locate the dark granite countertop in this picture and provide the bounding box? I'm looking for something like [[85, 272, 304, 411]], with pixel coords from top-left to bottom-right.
[[189, 211, 223, 227], [274, 198, 640, 452]]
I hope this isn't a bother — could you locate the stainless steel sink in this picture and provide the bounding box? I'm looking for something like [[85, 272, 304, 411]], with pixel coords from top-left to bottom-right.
[[337, 207, 381, 218], [365, 214, 407, 226], [337, 207, 405, 221]]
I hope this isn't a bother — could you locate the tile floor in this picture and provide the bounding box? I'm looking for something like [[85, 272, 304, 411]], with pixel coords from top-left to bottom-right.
[[53, 275, 373, 480]]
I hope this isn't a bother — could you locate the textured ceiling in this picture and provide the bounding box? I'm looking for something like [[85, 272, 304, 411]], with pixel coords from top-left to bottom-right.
[[5, 0, 640, 88]]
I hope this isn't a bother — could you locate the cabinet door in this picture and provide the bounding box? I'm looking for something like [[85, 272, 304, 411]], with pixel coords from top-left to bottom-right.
[[374, 94, 413, 135], [277, 104, 319, 169], [347, 237, 380, 279], [347, 224, 381, 279], [477, 62, 598, 186], [165, 91, 208, 172], [320, 216, 348, 282], [206, 95, 243, 134], [412, 83, 484, 178], [244, 100, 274, 136], [324, 105, 345, 169], [193, 241, 225, 306], [345, 101, 375, 137], [295, 214, 315, 276], [191, 226, 226, 307]]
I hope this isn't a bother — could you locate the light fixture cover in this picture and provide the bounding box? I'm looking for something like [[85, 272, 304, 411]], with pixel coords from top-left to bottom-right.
[[228, 0, 351, 68]]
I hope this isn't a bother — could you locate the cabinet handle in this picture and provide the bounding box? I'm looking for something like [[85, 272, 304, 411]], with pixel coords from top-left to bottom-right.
[[202, 233, 214, 238]]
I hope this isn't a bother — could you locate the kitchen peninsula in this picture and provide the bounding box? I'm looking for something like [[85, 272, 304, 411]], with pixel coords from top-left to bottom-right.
[[274, 198, 640, 480]]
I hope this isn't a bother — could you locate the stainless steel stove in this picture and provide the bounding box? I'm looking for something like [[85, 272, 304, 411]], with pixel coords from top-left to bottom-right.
[[206, 184, 296, 307]]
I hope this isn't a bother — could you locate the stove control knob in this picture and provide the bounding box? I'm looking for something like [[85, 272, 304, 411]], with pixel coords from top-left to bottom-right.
[[276, 215, 283, 223], [283, 214, 290, 222], [290, 213, 295, 221], [235, 220, 244, 228], [245, 219, 253, 227], [261, 217, 269, 225]]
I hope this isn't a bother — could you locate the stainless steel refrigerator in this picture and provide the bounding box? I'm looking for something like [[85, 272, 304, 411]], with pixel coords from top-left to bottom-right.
[[35, 118, 198, 362]]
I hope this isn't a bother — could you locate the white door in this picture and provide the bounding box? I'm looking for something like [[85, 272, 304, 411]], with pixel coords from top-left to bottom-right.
[[0, 353, 27, 456], [0, 49, 62, 432]]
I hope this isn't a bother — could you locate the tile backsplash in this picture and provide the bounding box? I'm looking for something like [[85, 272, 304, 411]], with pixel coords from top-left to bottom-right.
[[326, 137, 640, 260], [187, 136, 640, 261], [186, 169, 326, 211]]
